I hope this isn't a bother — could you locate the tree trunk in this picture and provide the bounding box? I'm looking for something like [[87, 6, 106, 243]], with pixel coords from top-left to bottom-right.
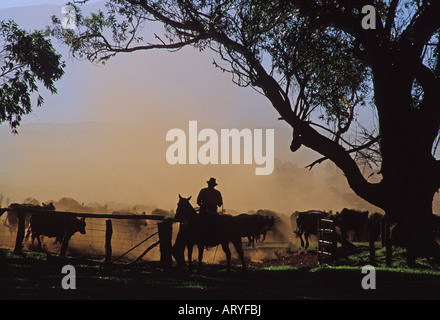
[[369, 55, 440, 265], [381, 145, 439, 265]]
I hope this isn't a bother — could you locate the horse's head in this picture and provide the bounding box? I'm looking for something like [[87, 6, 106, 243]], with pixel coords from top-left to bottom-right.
[[174, 194, 197, 222]]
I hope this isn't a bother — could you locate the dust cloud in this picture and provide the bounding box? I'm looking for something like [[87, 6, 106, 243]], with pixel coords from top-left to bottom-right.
[[0, 120, 382, 216], [0, 4, 392, 219], [0, 43, 387, 217]]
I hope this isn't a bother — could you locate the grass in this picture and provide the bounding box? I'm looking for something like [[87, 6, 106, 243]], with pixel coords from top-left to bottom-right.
[[2, 246, 440, 300]]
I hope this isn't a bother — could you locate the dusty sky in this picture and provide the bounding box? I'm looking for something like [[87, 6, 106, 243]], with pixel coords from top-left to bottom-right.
[[0, 2, 394, 214]]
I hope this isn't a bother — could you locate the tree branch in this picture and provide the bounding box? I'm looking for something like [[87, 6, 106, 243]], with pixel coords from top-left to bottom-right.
[[306, 135, 381, 170], [127, 0, 202, 32], [299, 122, 383, 208], [406, 1, 440, 51], [384, 0, 399, 37]]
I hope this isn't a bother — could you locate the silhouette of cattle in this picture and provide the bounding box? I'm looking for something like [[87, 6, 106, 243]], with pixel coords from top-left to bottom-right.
[[25, 210, 86, 256], [235, 213, 275, 247], [292, 210, 329, 248], [336, 208, 382, 244], [111, 211, 148, 235], [255, 209, 290, 243], [5, 202, 55, 235]]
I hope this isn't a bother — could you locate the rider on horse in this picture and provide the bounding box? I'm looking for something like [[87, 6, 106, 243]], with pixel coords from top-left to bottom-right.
[[197, 177, 223, 216]]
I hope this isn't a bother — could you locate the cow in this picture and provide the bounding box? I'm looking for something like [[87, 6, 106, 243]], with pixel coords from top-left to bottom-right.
[[259, 215, 275, 243], [335, 208, 382, 246], [235, 213, 275, 247], [111, 211, 148, 235], [255, 209, 290, 243], [336, 208, 369, 244], [292, 210, 329, 249], [25, 210, 86, 256], [5, 202, 54, 235]]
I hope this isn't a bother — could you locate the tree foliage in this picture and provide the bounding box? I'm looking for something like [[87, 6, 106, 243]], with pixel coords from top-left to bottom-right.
[[0, 20, 65, 133]]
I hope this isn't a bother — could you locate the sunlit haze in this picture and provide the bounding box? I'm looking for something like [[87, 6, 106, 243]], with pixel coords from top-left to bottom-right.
[[0, 2, 425, 215]]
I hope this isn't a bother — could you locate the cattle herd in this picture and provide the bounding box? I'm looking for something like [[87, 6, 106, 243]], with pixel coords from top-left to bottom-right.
[[0, 200, 385, 263], [292, 208, 383, 249]]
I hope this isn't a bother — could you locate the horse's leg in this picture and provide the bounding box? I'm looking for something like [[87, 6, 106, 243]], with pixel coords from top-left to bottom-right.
[[232, 238, 246, 272], [187, 243, 193, 271], [197, 245, 204, 272], [172, 228, 186, 269], [221, 242, 232, 272], [247, 236, 252, 247]]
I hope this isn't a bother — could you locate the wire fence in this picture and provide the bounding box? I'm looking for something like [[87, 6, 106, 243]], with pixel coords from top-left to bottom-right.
[[0, 211, 167, 262]]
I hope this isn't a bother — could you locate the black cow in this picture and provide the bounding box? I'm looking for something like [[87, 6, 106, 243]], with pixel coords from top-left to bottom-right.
[[235, 214, 275, 247], [111, 211, 148, 235], [336, 208, 381, 245], [259, 215, 275, 243], [336, 208, 369, 243], [5, 202, 54, 235], [292, 210, 329, 248], [26, 211, 86, 256]]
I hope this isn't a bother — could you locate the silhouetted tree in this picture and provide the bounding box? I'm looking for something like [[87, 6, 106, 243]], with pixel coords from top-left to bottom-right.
[[0, 20, 65, 133], [51, 0, 440, 264]]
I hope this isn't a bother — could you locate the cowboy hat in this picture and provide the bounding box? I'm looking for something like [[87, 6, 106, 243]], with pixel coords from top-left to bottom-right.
[[207, 177, 218, 186]]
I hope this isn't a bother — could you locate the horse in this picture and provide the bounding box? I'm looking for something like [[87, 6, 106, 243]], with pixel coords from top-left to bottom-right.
[[172, 195, 246, 272]]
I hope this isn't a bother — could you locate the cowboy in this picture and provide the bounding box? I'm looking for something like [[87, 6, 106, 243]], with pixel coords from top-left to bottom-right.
[[197, 177, 223, 215]]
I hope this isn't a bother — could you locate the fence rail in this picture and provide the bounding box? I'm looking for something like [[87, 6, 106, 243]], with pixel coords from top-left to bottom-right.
[[0, 207, 166, 221]]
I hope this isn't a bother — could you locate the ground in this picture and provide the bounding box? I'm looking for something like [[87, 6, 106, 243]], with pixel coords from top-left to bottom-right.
[[2, 242, 440, 301], [233, 246, 319, 268]]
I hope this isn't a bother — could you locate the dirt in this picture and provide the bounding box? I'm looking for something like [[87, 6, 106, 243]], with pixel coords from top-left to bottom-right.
[[254, 250, 318, 268], [228, 248, 319, 269]]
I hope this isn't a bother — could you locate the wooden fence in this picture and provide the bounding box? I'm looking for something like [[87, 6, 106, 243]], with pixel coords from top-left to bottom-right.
[[0, 207, 174, 267]]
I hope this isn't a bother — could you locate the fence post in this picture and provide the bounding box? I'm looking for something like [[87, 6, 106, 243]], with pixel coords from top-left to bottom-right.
[[158, 219, 173, 268], [105, 219, 113, 264], [13, 211, 25, 254], [368, 216, 376, 265]]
